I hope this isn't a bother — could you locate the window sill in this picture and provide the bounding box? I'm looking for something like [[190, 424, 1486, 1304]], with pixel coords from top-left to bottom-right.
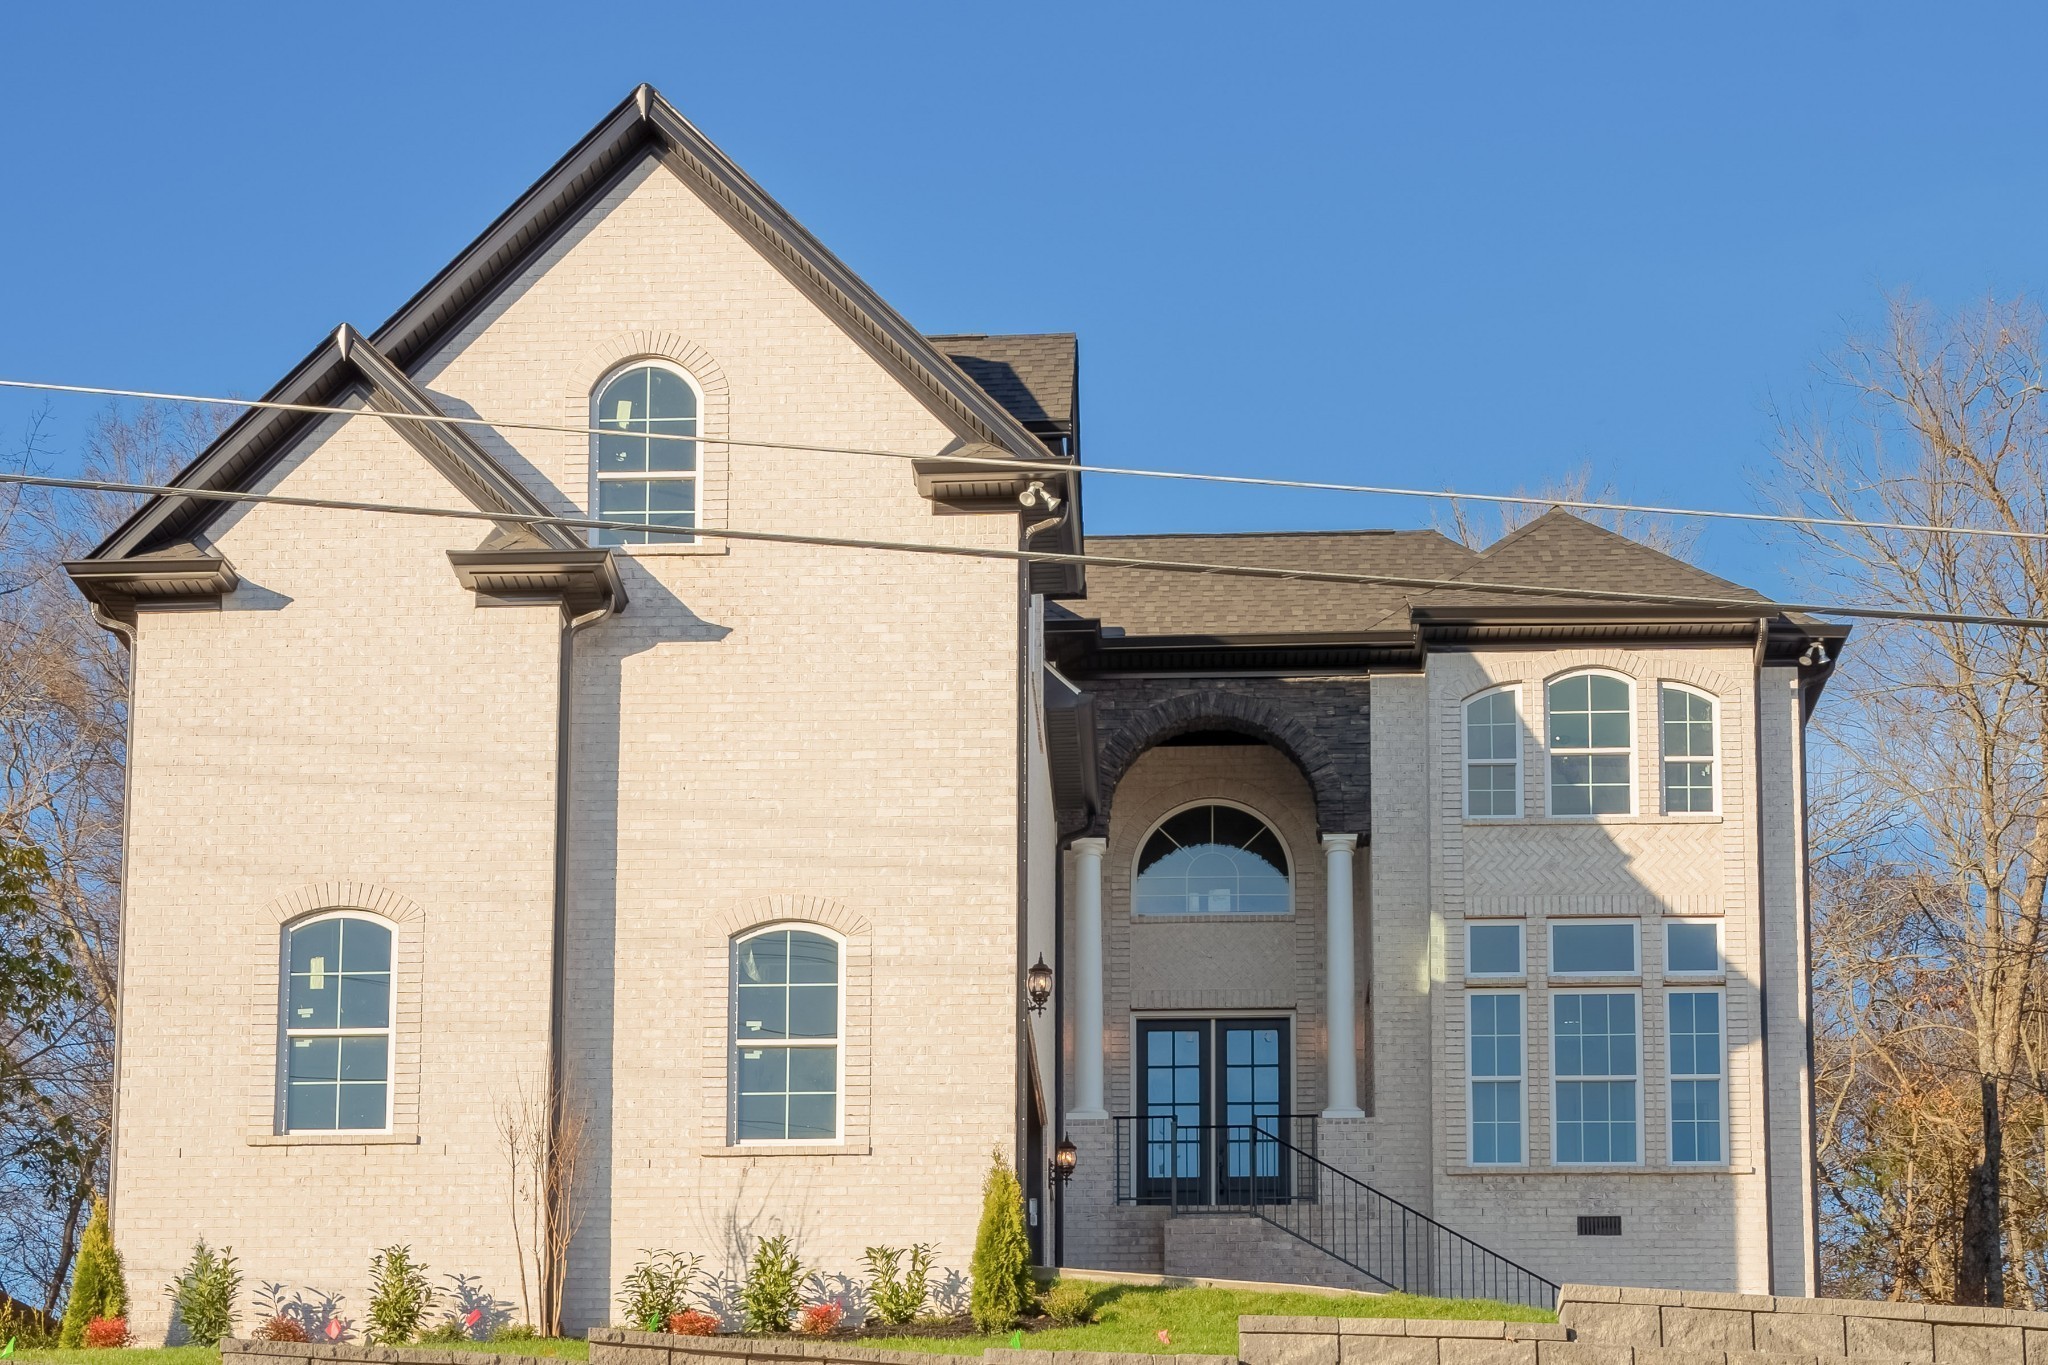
[[614, 541, 729, 558], [1130, 912, 1295, 925], [247, 1132, 419, 1147], [704, 1142, 872, 1158], [1445, 1164, 1753, 1177]]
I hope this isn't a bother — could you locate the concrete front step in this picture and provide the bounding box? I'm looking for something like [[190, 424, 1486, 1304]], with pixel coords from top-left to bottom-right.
[[1162, 1212, 1382, 1293]]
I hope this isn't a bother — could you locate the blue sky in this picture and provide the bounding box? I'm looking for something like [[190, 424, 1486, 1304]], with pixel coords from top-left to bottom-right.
[[4, 3, 2047, 595]]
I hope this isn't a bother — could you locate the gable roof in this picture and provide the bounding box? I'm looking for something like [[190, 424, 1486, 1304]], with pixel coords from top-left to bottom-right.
[[88, 85, 1075, 564], [1405, 508, 1769, 616], [929, 334, 1077, 434], [1078, 529, 1478, 637]]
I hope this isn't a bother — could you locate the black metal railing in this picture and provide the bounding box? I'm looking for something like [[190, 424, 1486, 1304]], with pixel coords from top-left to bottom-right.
[[1109, 1115, 1558, 1310], [1113, 1114, 1320, 1207]]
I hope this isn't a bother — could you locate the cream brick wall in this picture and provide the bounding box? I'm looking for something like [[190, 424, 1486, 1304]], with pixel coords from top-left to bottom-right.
[[1423, 646, 1792, 1294], [111, 151, 1029, 1337]]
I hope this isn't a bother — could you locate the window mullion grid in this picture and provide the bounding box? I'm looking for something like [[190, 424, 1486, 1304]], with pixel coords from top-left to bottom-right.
[[1668, 988, 1725, 1164], [1551, 989, 1640, 1166]]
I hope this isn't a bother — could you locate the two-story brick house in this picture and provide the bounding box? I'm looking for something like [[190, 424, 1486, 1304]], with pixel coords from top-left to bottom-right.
[[69, 87, 1842, 1337]]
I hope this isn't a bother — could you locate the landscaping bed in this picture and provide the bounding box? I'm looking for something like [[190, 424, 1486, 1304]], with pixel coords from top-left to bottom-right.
[[12, 1282, 1554, 1365]]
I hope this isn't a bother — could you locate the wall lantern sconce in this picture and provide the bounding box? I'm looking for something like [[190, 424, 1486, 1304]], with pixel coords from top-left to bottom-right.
[[1050, 1136, 1078, 1186], [1025, 954, 1054, 1015]]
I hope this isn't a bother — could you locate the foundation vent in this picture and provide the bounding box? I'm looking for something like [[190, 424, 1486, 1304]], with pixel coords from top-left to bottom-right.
[[1577, 1215, 1622, 1236]]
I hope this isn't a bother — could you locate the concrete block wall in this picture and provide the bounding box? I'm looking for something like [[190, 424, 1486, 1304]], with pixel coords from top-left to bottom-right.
[[1560, 1282, 2048, 1362]]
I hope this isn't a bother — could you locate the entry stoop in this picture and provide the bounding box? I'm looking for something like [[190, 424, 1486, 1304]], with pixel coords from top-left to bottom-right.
[[1162, 1213, 1382, 1293]]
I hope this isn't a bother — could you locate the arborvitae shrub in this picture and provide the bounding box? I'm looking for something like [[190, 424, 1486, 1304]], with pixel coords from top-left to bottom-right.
[[59, 1199, 129, 1348], [968, 1151, 1034, 1332]]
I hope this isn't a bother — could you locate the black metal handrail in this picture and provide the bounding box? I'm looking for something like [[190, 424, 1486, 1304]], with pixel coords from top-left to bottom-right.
[[1113, 1114, 1319, 1208], [1109, 1114, 1558, 1309]]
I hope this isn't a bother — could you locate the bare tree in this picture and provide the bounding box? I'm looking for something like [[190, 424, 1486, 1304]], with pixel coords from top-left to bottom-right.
[[1779, 294, 2048, 1306], [0, 400, 224, 1314], [1434, 461, 1701, 557], [495, 1071, 588, 1336]]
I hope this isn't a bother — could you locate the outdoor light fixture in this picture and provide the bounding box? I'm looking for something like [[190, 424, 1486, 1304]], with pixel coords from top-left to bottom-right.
[[1025, 954, 1054, 1015], [1800, 642, 1831, 668], [1050, 1136, 1078, 1186]]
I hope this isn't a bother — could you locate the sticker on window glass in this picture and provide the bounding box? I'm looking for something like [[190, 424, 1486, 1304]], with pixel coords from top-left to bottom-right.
[[744, 1050, 762, 1060], [745, 1021, 762, 1031], [309, 956, 325, 989]]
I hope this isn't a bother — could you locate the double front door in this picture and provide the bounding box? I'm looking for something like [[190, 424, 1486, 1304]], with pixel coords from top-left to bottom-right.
[[1138, 1017, 1292, 1204]]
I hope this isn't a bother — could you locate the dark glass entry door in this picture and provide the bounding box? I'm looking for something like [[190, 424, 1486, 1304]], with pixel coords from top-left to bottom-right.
[[1137, 1017, 1290, 1204]]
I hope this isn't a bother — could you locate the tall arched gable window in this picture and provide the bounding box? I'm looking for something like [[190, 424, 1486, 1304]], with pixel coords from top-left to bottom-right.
[[732, 925, 843, 1142], [1134, 802, 1292, 916], [1546, 671, 1634, 816], [1660, 683, 1718, 813], [591, 360, 700, 545], [1464, 686, 1522, 818], [281, 912, 392, 1131]]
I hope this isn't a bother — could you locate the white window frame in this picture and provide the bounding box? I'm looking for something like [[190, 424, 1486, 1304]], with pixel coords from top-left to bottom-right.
[[1463, 686, 1523, 819], [279, 910, 394, 1135], [1549, 988, 1644, 1167], [1466, 990, 1527, 1166], [1663, 919, 1725, 979], [1658, 682, 1720, 815], [1129, 798, 1296, 918], [1547, 919, 1642, 978], [1543, 669, 1636, 818], [1465, 922, 1526, 980], [1667, 987, 1728, 1166], [589, 358, 703, 548], [730, 923, 847, 1145]]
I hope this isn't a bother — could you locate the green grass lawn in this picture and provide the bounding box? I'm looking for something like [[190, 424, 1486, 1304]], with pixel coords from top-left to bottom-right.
[[10, 1282, 1552, 1365]]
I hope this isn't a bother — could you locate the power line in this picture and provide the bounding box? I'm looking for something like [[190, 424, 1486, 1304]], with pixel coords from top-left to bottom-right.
[[3, 468, 2039, 629], [1, 375, 2042, 548]]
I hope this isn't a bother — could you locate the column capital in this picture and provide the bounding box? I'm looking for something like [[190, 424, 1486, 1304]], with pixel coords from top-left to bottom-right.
[[1070, 836, 1108, 856], [1319, 832, 1360, 851]]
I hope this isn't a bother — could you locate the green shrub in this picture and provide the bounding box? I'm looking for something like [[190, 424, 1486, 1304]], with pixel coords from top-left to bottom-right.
[[617, 1248, 702, 1331], [59, 1198, 130, 1348], [0, 1300, 58, 1351], [165, 1240, 241, 1346], [968, 1151, 1034, 1332], [490, 1322, 541, 1342], [418, 1319, 470, 1344], [740, 1233, 803, 1333], [365, 1244, 434, 1344], [861, 1242, 936, 1326], [1040, 1280, 1095, 1326]]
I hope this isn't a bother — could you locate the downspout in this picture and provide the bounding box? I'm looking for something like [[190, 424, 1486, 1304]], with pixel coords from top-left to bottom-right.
[[1021, 493, 1067, 1254], [89, 603, 137, 1236], [546, 592, 617, 1328], [1750, 617, 1777, 1295]]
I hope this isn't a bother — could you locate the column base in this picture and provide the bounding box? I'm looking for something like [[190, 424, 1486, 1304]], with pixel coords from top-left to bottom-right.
[[1321, 1107, 1366, 1120], [1066, 1109, 1110, 1122]]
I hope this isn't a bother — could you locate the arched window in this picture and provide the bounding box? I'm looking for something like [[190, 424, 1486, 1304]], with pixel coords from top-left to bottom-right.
[[1134, 803, 1291, 916], [1546, 672, 1633, 816], [732, 927, 841, 1141], [1464, 687, 1522, 817], [591, 361, 699, 546], [282, 913, 392, 1131], [1660, 684, 1717, 813]]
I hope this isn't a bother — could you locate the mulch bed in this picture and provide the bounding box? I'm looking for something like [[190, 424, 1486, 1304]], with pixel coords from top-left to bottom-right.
[[726, 1313, 1061, 1342]]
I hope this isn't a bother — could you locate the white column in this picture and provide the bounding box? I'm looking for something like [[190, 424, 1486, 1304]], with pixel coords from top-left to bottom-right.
[[1069, 837, 1108, 1119], [1322, 832, 1364, 1118]]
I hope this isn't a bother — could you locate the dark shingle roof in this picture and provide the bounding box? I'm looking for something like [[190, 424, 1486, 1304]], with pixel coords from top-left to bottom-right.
[[929, 334, 1077, 431], [1078, 511, 1774, 638], [1078, 529, 1479, 636]]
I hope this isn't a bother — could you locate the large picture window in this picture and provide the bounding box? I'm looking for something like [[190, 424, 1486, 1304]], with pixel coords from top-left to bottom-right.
[[1467, 993, 1524, 1164], [733, 928, 841, 1141], [1669, 990, 1725, 1163], [1547, 672, 1633, 815], [282, 914, 392, 1131], [1464, 689, 1522, 817], [591, 362, 698, 546], [1552, 991, 1639, 1164], [1134, 804, 1291, 916]]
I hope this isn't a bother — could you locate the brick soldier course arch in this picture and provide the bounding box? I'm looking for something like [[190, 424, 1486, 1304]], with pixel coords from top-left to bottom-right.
[[1082, 677, 1372, 839]]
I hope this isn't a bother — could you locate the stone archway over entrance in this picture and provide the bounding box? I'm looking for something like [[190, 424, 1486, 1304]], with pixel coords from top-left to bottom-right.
[[1085, 683, 1368, 841]]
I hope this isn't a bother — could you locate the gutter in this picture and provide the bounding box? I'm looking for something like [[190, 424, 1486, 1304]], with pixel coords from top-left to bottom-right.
[[88, 604, 138, 1237]]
